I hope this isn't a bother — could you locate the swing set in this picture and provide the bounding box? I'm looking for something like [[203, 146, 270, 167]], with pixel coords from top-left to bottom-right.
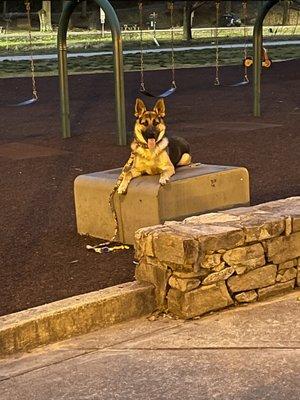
[[138, 0, 272, 94], [57, 0, 289, 143], [138, 0, 177, 98], [5, 0, 38, 107], [214, 0, 271, 87]]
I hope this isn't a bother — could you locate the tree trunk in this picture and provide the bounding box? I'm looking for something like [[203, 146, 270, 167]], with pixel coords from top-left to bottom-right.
[[3, 1, 7, 17], [225, 1, 232, 14], [39, 1, 52, 32], [282, 0, 290, 25], [183, 1, 192, 41], [81, 1, 87, 19]]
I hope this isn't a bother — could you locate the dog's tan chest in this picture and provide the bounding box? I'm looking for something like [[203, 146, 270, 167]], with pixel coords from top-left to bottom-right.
[[134, 150, 172, 175]]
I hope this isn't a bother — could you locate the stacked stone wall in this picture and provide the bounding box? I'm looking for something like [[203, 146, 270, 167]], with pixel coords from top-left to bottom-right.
[[134, 197, 300, 319]]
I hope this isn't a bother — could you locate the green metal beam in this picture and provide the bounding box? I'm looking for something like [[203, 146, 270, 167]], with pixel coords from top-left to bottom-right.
[[57, 1, 77, 139], [57, 0, 127, 145], [253, 0, 279, 116]]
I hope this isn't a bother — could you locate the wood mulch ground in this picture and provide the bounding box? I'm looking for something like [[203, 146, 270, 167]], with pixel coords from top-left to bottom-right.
[[0, 60, 299, 316]]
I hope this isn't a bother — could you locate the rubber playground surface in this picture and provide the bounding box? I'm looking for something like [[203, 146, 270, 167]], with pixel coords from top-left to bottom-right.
[[0, 60, 299, 316]]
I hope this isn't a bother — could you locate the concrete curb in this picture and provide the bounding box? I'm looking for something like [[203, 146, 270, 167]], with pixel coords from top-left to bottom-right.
[[0, 282, 155, 358]]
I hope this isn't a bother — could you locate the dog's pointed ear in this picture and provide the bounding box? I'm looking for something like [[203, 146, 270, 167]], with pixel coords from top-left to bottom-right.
[[153, 99, 166, 117], [135, 98, 146, 117]]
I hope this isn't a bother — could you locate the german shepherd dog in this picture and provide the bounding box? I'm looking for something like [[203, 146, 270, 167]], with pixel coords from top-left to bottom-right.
[[117, 98, 191, 194]]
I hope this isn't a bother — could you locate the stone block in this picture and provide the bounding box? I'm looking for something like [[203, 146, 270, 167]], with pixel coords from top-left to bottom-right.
[[276, 267, 297, 283], [134, 225, 162, 259], [191, 203, 288, 239], [227, 264, 277, 293], [167, 282, 233, 319], [235, 290, 258, 303], [167, 222, 245, 254], [253, 197, 300, 234], [278, 259, 297, 271], [258, 280, 295, 300], [200, 253, 222, 269], [173, 270, 208, 279], [266, 232, 300, 264], [152, 229, 199, 266], [212, 262, 226, 272], [223, 243, 265, 274], [135, 260, 171, 309], [253, 197, 300, 214], [239, 214, 285, 243], [201, 267, 235, 285], [74, 165, 250, 244], [184, 212, 240, 225], [168, 276, 201, 292], [197, 212, 286, 243], [293, 217, 300, 233]]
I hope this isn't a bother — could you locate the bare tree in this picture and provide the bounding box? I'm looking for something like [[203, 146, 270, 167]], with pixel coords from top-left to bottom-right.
[[282, 0, 290, 25], [224, 1, 232, 14], [38, 1, 52, 32], [2, 1, 7, 17], [183, 1, 206, 41], [81, 0, 87, 19]]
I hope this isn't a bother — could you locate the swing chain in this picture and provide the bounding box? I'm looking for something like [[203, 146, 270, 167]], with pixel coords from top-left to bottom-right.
[[25, 0, 38, 100], [214, 1, 220, 86], [242, 1, 249, 83], [139, 0, 177, 95], [170, 1, 176, 88], [139, 1, 145, 92]]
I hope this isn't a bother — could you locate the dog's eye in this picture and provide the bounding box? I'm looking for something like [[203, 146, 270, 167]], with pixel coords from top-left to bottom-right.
[[139, 119, 148, 126], [153, 119, 160, 126]]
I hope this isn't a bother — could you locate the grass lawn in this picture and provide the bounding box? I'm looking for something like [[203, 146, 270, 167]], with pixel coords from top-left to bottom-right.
[[0, 44, 299, 79], [1, 25, 300, 55], [0, 27, 299, 78]]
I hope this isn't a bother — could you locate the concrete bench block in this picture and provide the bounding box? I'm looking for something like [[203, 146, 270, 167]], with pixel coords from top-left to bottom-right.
[[74, 164, 250, 245]]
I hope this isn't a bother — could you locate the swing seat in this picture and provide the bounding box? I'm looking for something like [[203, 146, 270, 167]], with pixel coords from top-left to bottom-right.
[[74, 164, 250, 245], [231, 80, 249, 87], [140, 85, 176, 99], [138, 1, 176, 99], [12, 97, 38, 107]]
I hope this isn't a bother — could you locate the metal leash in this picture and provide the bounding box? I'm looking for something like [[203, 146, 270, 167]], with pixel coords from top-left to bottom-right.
[[86, 243, 129, 254], [86, 153, 135, 254]]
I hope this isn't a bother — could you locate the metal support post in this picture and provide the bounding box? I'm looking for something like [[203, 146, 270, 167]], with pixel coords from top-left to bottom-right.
[[253, 0, 279, 116], [57, 0, 127, 145], [57, 1, 77, 139]]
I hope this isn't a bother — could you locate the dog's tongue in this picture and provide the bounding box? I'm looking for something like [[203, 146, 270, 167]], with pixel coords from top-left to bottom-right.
[[148, 138, 156, 150]]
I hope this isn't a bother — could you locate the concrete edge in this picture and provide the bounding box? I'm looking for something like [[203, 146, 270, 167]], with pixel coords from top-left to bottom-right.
[[0, 282, 156, 358]]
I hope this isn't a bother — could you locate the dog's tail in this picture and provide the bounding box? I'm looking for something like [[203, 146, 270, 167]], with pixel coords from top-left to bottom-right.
[[109, 152, 135, 242]]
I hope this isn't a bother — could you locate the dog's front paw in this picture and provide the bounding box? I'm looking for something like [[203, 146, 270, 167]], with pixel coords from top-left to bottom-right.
[[159, 176, 170, 186]]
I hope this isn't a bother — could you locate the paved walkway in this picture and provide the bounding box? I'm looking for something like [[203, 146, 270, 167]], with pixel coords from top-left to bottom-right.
[[1, 40, 300, 62], [0, 291, 299, 400]]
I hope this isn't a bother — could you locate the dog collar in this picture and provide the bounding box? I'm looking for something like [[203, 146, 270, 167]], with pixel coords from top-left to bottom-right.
[[134, 139, 148, 149]]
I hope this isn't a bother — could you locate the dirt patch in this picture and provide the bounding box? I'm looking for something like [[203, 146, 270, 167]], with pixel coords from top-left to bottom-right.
[[0, 60, 299, 316]]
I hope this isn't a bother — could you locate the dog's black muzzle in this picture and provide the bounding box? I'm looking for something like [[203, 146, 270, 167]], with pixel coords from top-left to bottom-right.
[[143, 127, 160, 141]]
